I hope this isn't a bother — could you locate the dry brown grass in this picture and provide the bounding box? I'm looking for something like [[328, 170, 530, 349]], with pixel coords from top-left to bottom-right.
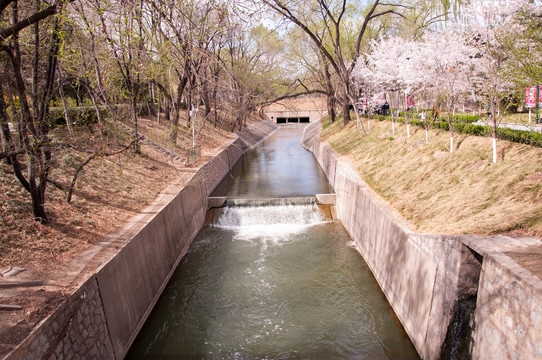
[[321, 117, 542, 236], [0, 111, 242, 271]]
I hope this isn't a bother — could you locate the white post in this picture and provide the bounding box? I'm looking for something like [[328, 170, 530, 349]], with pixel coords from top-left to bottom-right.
[[529, 109, 532, 124]]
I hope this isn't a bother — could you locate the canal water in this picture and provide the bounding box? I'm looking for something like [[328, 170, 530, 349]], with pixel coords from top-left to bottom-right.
[[210, 127, 332, 198], [127, 126, 419, 359]]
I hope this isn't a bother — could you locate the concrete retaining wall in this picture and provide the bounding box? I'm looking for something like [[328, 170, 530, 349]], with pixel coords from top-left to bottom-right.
[[301, 120, 542, 360], [6, 120, 278, 360]]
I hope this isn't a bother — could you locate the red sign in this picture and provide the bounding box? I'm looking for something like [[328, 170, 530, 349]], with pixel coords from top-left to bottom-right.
[[407, 95, 415, 108], [526, 86, 542, 108]]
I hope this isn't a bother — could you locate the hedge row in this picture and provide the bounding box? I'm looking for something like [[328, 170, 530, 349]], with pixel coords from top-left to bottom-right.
[[394, 111, 479, 123], [429, 121, 542, 146], [367, 114, 542, 147]]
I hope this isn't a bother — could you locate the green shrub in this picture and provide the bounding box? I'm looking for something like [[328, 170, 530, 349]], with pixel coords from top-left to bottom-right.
[[48, 106, 107, 127], [47, 103, 150, 128], [451, 114, 479, 123], [427, 119, 541, 147], [496, 127, 542, 146], [409, 119, 425, 127]]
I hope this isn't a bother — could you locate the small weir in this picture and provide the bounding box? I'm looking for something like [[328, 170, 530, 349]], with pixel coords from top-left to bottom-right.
[[226, 196, 317, 207], [127, 127, 419, 359]]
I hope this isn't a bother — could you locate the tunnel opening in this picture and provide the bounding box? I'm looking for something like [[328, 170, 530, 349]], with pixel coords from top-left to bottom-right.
[[275, 117, 310, 124], [440, 245, 483, 360]]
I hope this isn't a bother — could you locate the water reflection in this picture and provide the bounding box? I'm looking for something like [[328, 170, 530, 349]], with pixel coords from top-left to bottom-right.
[[212, 126, 332, 198]]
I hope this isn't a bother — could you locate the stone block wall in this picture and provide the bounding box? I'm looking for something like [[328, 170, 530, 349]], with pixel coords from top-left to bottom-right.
[[471, 251, 542, 360], [5, 120, 278, 360], [6, 276, 114, 360]]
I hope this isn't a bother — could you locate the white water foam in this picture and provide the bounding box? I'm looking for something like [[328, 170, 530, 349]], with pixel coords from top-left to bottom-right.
[[213, 204, 328, 243]]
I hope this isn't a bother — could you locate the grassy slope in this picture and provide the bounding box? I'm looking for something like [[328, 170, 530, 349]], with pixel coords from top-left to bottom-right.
[[320, 116, 542, 236], [0, 113, 239, 271]]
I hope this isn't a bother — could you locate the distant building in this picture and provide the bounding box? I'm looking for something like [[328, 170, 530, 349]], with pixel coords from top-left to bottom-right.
[[262, 96, 327, 124]]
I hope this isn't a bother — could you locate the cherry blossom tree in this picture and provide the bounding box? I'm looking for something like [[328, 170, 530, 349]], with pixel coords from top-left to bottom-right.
[[465, 0, 539, 163], [398, 39, 440, 143], [360, 36, 409, 135], [418, 30, 474, 153]]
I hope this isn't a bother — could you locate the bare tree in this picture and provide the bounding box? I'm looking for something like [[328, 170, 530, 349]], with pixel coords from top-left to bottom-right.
[[0, 0, 70, 223], [263, 0, 414, 131]]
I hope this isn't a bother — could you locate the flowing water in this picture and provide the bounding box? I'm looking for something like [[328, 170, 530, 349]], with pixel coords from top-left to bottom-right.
[[211, 126, 332, 198], [127, 127, 419, 359]]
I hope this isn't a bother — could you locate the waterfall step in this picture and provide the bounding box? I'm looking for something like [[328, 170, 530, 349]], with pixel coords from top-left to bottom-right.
[[204, 202, 337, 226], [207, 194, 335, 209], [226, 197, 316, 207]]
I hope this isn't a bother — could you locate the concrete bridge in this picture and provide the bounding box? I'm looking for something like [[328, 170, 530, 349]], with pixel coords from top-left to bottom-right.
[[262, 97, 327, 124]]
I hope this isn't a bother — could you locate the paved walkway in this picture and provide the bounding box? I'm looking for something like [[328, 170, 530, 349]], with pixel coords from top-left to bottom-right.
[[473, 120, 542, 132]]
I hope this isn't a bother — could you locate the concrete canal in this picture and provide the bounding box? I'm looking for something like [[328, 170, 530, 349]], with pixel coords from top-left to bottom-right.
[[126, 126, 419, 359]]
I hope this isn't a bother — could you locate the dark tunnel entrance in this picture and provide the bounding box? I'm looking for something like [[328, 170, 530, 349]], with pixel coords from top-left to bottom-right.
[[276, 117, 310, 124]]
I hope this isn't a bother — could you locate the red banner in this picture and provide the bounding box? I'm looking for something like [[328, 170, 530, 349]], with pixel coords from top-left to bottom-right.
[[406, 95, 415, 108], [526, 86, 542, 108]]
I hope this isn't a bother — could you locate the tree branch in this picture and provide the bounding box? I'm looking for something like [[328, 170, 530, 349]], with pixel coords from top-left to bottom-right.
[[0, 6, 56, 41], [369, 10, 405, 22], [46, 177, 65, 191], [0, 148, 25, 160], [0, 0, 14, 15], [258, 90, 327, 108], [66, 139, 139, 203]]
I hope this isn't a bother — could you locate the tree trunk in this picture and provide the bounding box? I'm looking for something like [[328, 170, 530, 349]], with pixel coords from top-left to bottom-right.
[[202, 80, 211, 119], [164, 99, 170, 127], [0, 83, 13, 164], [29, 183, 48, 223], [10, 30, 52, 224], [342, 101, 351, 125], [170, 76, 188, 145], [214, 87, 218, 128], [448, 113, 454, 154], [130, 93, 140, 154], [327, 94, 336, 123], [390, 95, 395, 134], [87, 86, 103, 126], [57, 66, 74, 135], [157, 92, 161, 124], [405, 98, 410, 139], [492, 104, 498, 163], [322, 54, 336, 123]]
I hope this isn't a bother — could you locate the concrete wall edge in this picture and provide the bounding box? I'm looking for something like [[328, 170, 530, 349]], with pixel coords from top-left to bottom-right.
[[4, 120, 278, 360]]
